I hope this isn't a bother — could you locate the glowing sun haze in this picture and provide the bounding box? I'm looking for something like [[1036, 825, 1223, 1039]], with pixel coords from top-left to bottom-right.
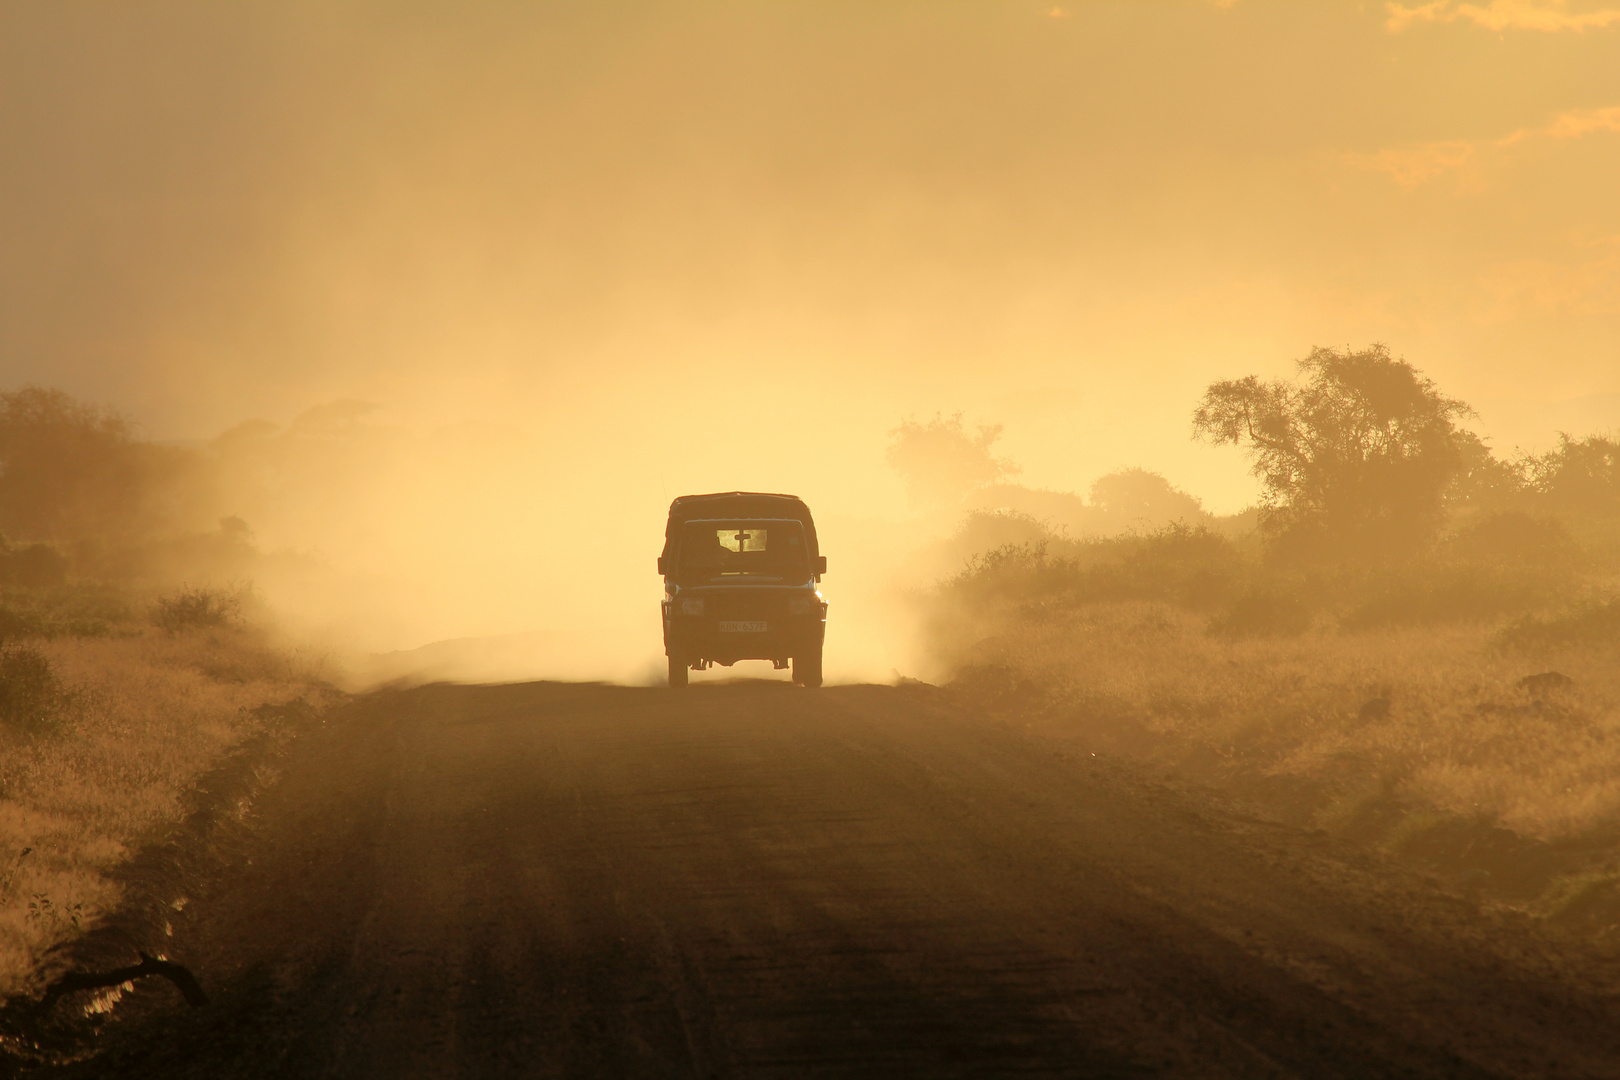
[[3, 1, 1618, 679]]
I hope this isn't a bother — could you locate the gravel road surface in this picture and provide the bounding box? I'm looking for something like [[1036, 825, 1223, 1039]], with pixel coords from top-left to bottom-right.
[[41, 680, 1620, 1078]]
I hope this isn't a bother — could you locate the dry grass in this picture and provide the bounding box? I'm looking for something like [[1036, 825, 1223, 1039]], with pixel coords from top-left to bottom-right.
[[0, 629, 331, 998], [943, 599, 1620, 844]]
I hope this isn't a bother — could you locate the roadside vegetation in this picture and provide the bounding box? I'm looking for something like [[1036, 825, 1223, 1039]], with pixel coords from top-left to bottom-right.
[[0, 388, 332, 1001], [910, 346, 1620, 928]]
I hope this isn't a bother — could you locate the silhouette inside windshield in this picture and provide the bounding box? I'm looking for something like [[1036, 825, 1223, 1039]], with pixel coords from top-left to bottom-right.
[[679, 520, 809, 582]]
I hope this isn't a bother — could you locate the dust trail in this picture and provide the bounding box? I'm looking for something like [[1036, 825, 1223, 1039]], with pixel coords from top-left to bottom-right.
[[3, 4, 1616, 682]]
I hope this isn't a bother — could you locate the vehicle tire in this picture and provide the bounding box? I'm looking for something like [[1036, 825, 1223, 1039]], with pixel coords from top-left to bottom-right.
[[792, 647, 822, 689], [667, 648, 689, 689]]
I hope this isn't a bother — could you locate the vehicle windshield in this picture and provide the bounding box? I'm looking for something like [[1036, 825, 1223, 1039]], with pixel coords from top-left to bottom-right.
[[678, 519, 810, 583]]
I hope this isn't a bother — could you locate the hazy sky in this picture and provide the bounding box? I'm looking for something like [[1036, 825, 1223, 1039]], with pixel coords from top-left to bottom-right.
[[4, 1, 1619, 673]]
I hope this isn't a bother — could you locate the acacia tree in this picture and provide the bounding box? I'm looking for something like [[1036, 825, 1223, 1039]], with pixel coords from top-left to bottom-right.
[[887, 413, 1019, 508], [1523, 433, 1620, 517], [1192, 345, 1473, 561]]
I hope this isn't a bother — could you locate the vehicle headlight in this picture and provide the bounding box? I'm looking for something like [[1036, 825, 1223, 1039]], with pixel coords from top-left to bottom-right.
[[788, 596, 814, 615], [680, 598, 705, 616]]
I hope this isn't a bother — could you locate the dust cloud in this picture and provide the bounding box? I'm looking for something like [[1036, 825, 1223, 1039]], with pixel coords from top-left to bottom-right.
[[3, 3, 1618, 684]]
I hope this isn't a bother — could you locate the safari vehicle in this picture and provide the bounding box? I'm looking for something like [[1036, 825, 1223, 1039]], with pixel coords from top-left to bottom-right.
[[659, 491, 827, 688]]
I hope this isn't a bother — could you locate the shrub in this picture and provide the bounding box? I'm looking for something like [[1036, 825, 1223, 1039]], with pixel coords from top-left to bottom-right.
[[939, 523, 1252, 614], [940, 510, 1056, 575], [1340, 566, 1556, 630], [152, 585, 243, 633], [944, 540, 1078, 608], [0, 583, 133, 642], [0, 606, 49, 641], [1207, 589, 1313, 638], [1102, 523, 1247, 609], [0, 643, 68, 733], [1446, 511, 1581, 569], [0, 538, 69, 588], [1497, 599, 1620, 652]]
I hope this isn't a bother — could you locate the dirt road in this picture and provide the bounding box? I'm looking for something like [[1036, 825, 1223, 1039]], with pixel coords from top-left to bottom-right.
[[44, 681, 1620, 1077]]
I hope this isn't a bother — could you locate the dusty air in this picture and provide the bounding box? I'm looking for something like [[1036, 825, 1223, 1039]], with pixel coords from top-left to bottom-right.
[[3, 3, 1620, 1075]]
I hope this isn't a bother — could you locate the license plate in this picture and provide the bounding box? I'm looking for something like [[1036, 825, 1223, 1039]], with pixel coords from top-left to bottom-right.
[[718, 620, 767, 632]]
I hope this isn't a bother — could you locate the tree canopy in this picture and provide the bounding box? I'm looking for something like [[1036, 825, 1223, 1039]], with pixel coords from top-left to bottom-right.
[[887, 413, 1019, 508], [1089, 468, 1206, 529], [1192, 345, 1473, 561], [1523, 434, 1620, 517], [0, 387, 146, 542], [0, 386, 214, 550]]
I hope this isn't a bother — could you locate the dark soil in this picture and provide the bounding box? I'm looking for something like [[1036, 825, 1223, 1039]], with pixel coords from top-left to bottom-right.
[[13, 681, 1620, 1078]]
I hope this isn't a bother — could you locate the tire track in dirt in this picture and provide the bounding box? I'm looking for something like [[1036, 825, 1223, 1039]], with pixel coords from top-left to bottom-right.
[[26, 680, 1620, 1078]]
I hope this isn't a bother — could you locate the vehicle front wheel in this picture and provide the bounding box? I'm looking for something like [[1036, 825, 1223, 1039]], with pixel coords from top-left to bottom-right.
[[792, 647, 822, 689], [667, 648, 689, 688]]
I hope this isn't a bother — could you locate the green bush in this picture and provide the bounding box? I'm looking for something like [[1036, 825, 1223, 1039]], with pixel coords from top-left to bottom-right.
[[0, 643, 68, 734]]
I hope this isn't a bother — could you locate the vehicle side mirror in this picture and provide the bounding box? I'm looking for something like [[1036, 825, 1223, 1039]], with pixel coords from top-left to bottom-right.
[[815, 555, 827, 576], [657, 556, 667, 575]]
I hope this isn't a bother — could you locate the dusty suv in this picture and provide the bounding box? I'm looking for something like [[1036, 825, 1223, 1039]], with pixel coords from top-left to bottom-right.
[[658, 491, 827, 688]]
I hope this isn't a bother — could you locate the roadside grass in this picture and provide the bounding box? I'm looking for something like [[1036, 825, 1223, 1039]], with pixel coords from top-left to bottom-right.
[[150, 584, 246, 634], [919, 519, 1620, 927], [0, 645, 70, 735], [940, 599, 1620, 845], [0, 582, 135, 641], [0, 615, 332, 1000]]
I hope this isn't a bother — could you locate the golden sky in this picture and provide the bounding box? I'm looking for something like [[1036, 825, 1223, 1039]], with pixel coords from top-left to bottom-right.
[[3, 1, 1618, 673]]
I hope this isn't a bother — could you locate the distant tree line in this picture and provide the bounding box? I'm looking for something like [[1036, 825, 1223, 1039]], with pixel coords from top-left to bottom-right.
[[1194, 344, 1618, 565], [0, 388, 201, 543], [890, 344, 1618, 570], [887, 413, 1214, 540], [0, 385, 386, 588], [0, 388, 197, 585]]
